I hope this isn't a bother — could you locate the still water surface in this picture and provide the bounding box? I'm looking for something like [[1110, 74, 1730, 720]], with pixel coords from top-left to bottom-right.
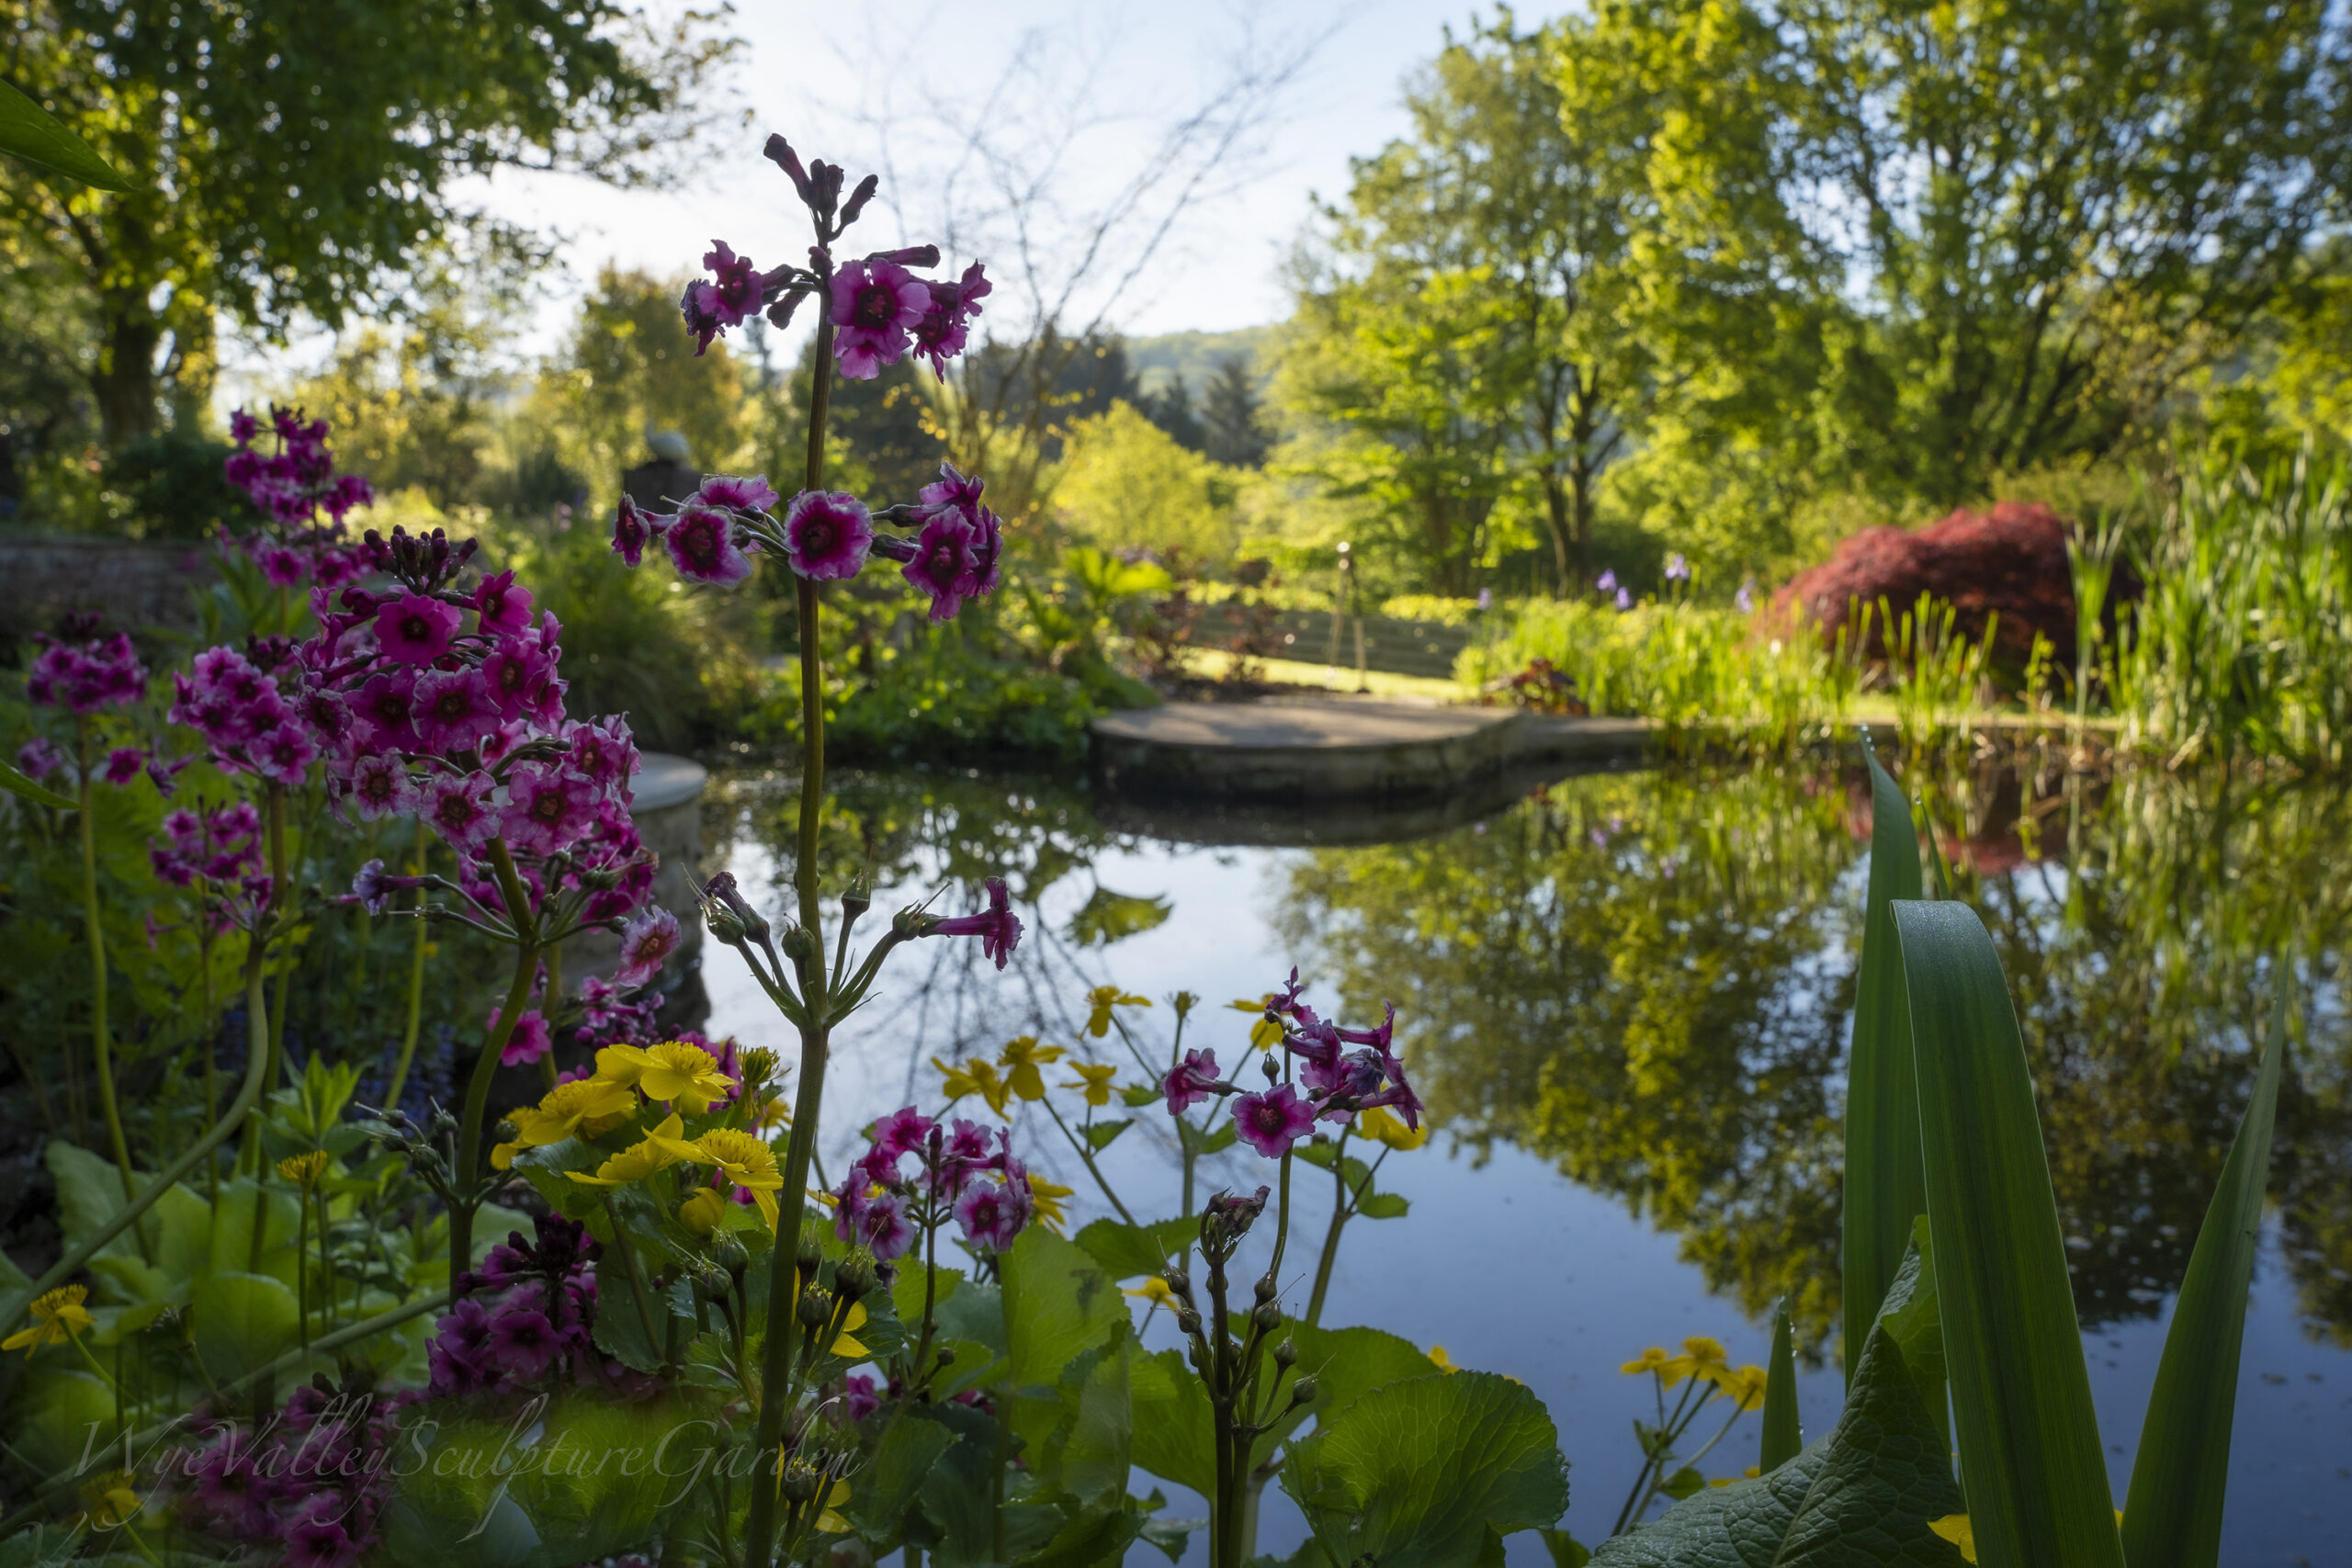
[[696, 757, 2352, 1565]]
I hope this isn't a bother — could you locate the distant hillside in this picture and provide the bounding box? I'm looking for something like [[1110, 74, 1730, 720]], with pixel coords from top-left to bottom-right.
[[1126, 325, 1282, 394]]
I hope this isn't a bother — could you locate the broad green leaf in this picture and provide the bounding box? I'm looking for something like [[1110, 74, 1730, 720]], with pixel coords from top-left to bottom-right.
[[1130, 1347, 1218, 1495], [1592, 1318, 1963, 1567], [589, 1279, 664, 1372], [1083, 1118, 1132, 1152], [845, 1415, 958, 1543], [1072, 1215, 1194, 1280], [1042, 1330, 1134, 1506], [1844, 747, 1928, 1380], [1066, 886, 1172, 946], [913, 1401, 1003, 1568], [1120, 1084, 1162, 1109], [1658, 1467, 1705, 1501], [1002, 1225, 1125, 1390], [2120, 986, 2287, 1568], [1760, 1298, 1802, 1473], [0, 755, 75, 808], [192, 1271, 300, 1382], [9, 1370, 112, 1472], [1357, 1190, 1410, 1219], [1878, 1218, 1948, 1450], [1282, 1371, 1568, 1568], [1196, 1121, 1239, 1156], [1277, 1321, 1440, 1446], [1539, 1528, 1592, 1568], [45, 1139, 142, 1258], [0, 77, 133, 190], [1892, 899, 2122, 1568]]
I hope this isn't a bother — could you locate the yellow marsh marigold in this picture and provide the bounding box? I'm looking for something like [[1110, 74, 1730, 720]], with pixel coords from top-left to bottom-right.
[[277, 1150, 329, 1185], [595, 1040, 736, 1111], [565, 1113, 688, 1189], [1715, 1364, 1769, 1410], [1026, 1175, 1073, 1233], [650, 1124, 784, 1228], [1356, 1103, 1430, 1151], [1062, 1063, 1119, 1107], [678, 1186, 729, 1235], [995, 1035, 1066, 1101], [1229, 996, 1288, 1051], [5, 1285, 95, 1357], [935, 1055, 1011, 1116], [1123, 1277, 1179, 1311], [1084, 986, 1149, 1038], [75, 1470, 142, 1530]]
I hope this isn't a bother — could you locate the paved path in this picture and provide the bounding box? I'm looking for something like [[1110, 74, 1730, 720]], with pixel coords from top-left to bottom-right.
[[1091, 696, 1649, 806]]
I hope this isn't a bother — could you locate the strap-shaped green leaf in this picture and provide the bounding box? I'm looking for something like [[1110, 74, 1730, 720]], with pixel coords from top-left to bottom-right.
[[1760, 1298, 1802, 1472], [1892, 899, 2122, 1568], [0, 755, 76, 809], [2120, 987, 2286, 1568], [0, 76, 132, 190], [1843, 747, 1928, 1379]]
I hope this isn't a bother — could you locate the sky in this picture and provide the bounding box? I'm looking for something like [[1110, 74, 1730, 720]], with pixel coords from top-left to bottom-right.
[[232, 0, 1520, 385]]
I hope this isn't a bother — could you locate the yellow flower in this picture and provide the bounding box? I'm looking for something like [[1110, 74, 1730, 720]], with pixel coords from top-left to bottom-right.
[[565, 1114, 689, 1189], [831, 1301, 869, 1359], [1084, 986, 1150, 1037], [935, 1055, 1011, 1117], [1681, 1335, 1729, 1367], [996, 1035, 1067, 1101], [1356, 1104, 1430, 1151], [678, 1187, 729, 1235], [5, 1285, 95, 1357], [1026, 1175, 1074, 1233], [1123, 1277, 1179, 1311], [660, 1127, 784, 1229], [1715, 1364, 1769, 1410], [1929, 1515, 1975, 1563], [1429, 1344, 1458, 1374], [75, 1469, 142, 1529], [750, 1093, 791, 1133], [594, 1040, 737, 1112], [508, 1077, 637, 1150], [277, 1150, 329, 1186], [817, 1476, 853, 1534], [1708, 1466, 1763, 1490], [1062, 1063, 1120, 1107], [1621, 1347, 1674, 1376], [1229, 996, 1287, 1051]]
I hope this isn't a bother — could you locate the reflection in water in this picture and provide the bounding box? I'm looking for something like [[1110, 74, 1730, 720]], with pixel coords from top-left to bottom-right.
[[1276, 758, 2352, 1352]]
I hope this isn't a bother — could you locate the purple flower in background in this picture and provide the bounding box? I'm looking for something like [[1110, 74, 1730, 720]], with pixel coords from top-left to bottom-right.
[[873, 1106, 936, 1162], [829, 255, 929, 379], [567, 716, 640, 801], [473, 570, 535, 637], [1736, 577, 1757, 615], [28, 630, 145, 713], [1162, 1048, 1221, 1115], [375, 593, 460, 665], [859, 1192, 915, 1260], [252, 723, 318, 785], [842, 1373, 883, 1422], [929, 874, 1023, 967], [781, 489, 874, 581], [424, 770, 497, 852], [486, 1307, 561, 1381], [902, 510, 978, 621], [614, 908, 681, 987], [663, 502, 753, 585], [912, 261, 992, 376], [919, 463, 1003, 599], [481, 638, 559, 722], [697, 474, 781, 513], [612, 495, 652, 567], [1477, 587, 1493, 611], [1614, 587, 1634, 611], [499, 1009, 553, 1068], [1595, 570, 1618, 594], [102, 747, 145, 785], [1231, 1084, 1317, 1158], [15, 737, 63, 781], [1665, 552, 1690, 581], [955, 1178, 1029, 1254], [412, 668, 500, 753]]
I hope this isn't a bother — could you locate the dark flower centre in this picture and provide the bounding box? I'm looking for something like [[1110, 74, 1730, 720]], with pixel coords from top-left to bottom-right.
[[531, 790, 567, 823], [398, 614, 433, 642], [681, 520, 718, 566], [853, 282, 899, 328], [803, 518, 836, 553], [430, 689, 470, 720], [1251, 1101, 1286, 1132]]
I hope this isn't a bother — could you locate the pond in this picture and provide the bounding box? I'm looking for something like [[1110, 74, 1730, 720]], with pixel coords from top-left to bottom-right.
[[695, 754, 2352, 1566]]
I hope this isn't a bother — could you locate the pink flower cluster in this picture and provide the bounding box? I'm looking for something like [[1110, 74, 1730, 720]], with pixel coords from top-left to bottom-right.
[[430, 1216, 643, 1401], [167, 643, 320, 785], [614, 462, 1006, 625], [171, 1384, 413, 1568], [221, 405, 373, 590], [150, 801, 271, 931], [27, 627, 146, 714], [1159, 972, 1420, 1159], [678, 136, 990, 387], [832, 1107, 1038, 1259]]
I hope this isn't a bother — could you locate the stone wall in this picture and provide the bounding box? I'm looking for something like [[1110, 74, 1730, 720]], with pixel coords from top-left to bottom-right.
[[0, 535, 215, 640]]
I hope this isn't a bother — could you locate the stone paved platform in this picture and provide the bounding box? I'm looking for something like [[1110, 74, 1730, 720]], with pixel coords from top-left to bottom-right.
[[1091, 697, 1648, 806]]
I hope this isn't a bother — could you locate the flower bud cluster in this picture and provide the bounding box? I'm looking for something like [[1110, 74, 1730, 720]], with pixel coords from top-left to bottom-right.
[[1157, 970, 1421, 1159], [832, 1106, 1039, 1260]]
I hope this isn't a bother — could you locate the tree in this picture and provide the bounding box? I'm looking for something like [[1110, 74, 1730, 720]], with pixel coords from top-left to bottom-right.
[[1200, 355, 1270, 468], [0, 0, 730, 442], [1053, 400, 1238, 561], [1143, 370, 1208, 453]]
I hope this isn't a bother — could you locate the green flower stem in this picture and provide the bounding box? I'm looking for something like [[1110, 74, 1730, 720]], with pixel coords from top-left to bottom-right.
[[540, 943, 563, 1088], [600, 1190, 663, 1359], [316, 1185, 336, 1330], [450, 836, 543, 1280], [294, 1196, 311, 1353], [0, 926, 276, 1331], [1041, 1095, 1138, 1224], [742, 305, 840, 1568], [198, 886, 219, 1201], [383, 824, 431, 1111], [1303, 1137, 1386, 1327], [74, 719, 148, 1263]]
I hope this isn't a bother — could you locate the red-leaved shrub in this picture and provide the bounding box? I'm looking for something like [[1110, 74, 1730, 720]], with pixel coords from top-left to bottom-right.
[[1776, 501, 2095, 669]]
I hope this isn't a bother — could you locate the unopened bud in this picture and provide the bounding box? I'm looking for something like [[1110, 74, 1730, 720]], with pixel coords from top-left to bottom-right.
[[1291, 1375, 1317, 1405], [1161, 1268, 1192, 1298], [492, 1119, 519, 1145], [779, 1458, 822, 1504], [1274, 1337, 1298, 1369], [1175, 1308, 1202, 1337], [797, 1286, 830, 1328], [779, 924, 818, 964], [797, 1233, 824, 1277], [693, 1263, 731, 1302], [934, 1346, 956, 1366], [1172, 990, 1199, 1021], [713, 1234, 750, 1275], [1260, 1055, 1279, 1085], [705, 900, 748, 944], [834, 1248, 877, 1302], [840, 174, 881, 227], [1252, 1301, 1282, 1331], [1253, 1274, 1277, 1304]]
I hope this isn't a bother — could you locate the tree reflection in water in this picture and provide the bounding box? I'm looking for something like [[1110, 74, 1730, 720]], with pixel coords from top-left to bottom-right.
[[1276, 755, 2352, 1356]]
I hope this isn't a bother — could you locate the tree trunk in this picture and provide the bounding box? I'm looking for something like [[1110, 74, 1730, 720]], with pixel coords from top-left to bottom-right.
[[91, 299, 162, 446], [1543, 472, 1574, 596]]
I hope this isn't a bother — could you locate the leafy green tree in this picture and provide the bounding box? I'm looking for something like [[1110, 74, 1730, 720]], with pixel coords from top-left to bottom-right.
[[1053, 400, 1238, 561], [0, 0, 729, 442], [1199, 354, 1270, 468]]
